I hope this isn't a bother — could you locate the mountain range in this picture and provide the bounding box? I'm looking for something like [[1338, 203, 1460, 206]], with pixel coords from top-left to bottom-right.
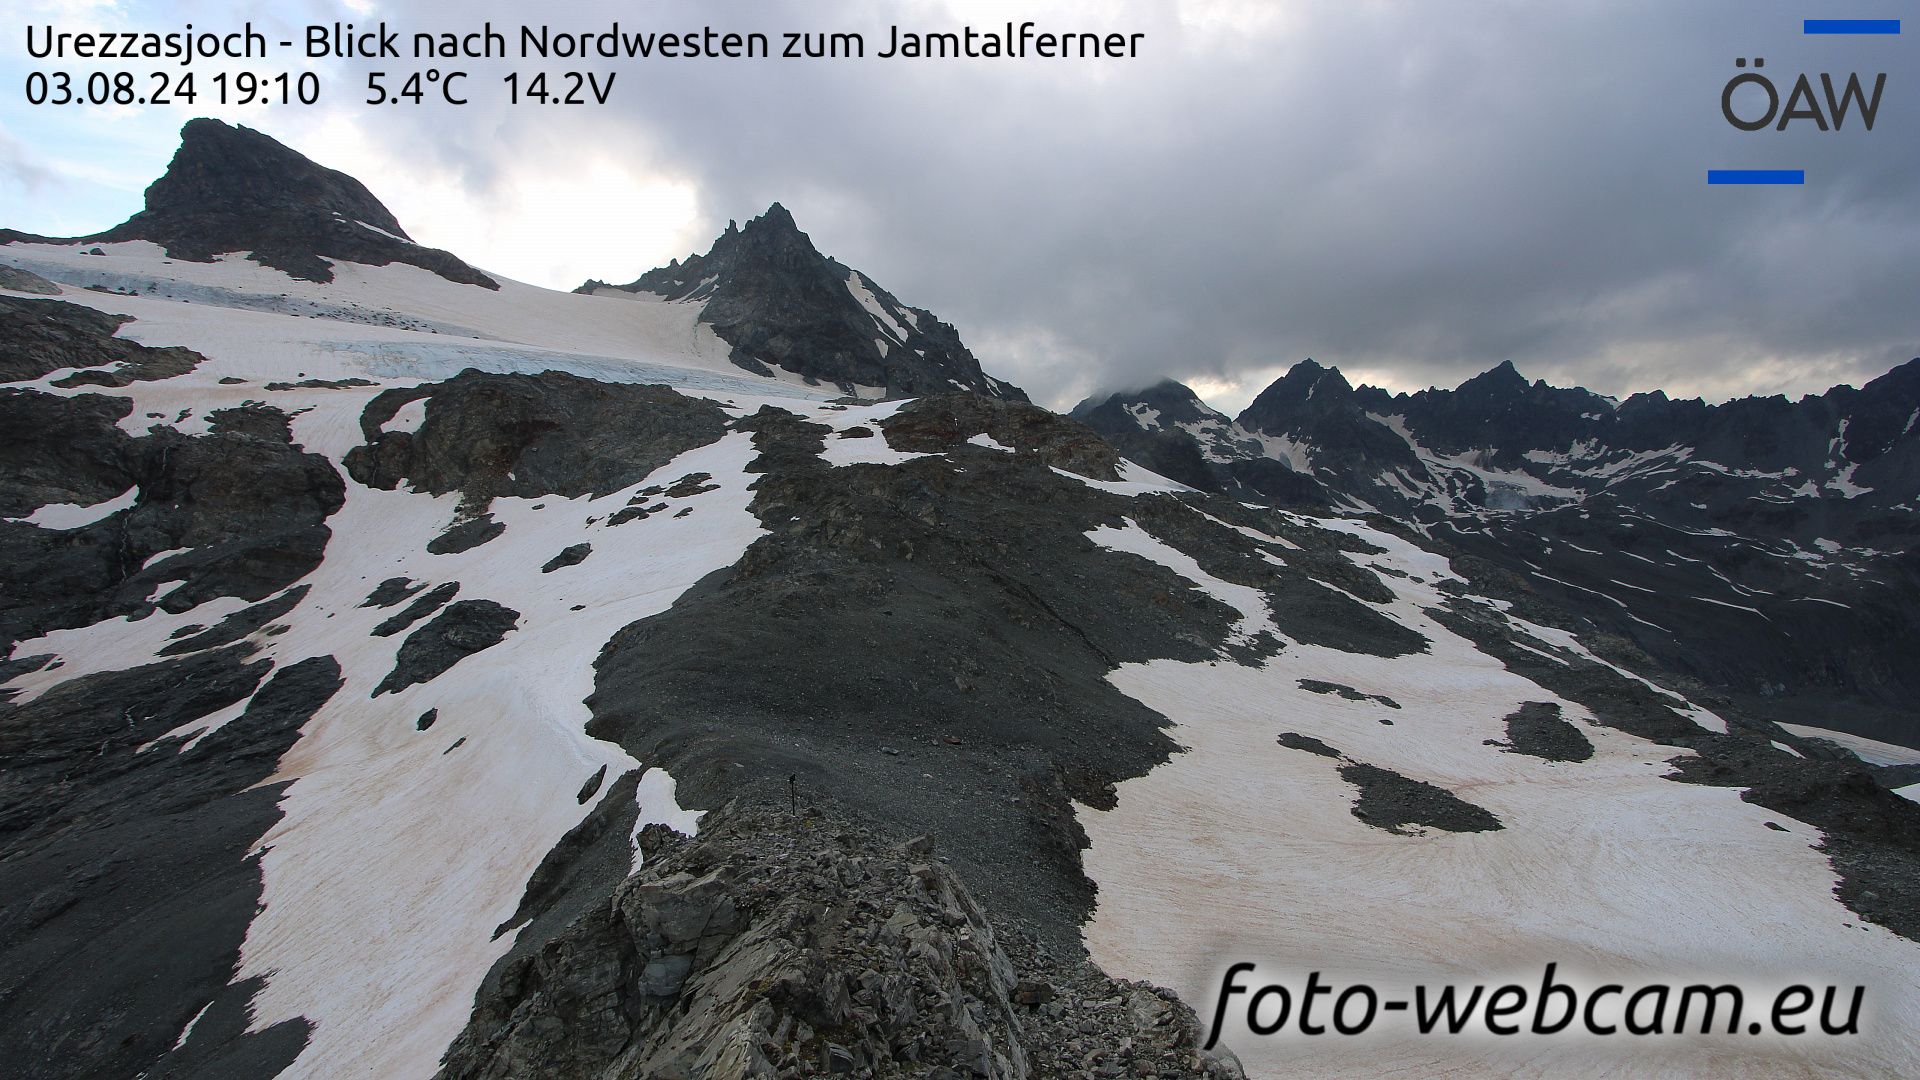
[[2, 119, 1916, 1080], [1073, 354, 1920, 749]]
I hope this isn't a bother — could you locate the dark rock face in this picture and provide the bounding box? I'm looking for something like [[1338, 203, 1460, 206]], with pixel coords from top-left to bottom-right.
[[1340, 762, 1505, 835], [372, 582, 459, 638], [584, 204, 1026, 401], [489, 769, 645, 948], [1298, 678, 1401, 709], [438, 800, 1237, 1080], [0, 388, 133, 516], [373, 599, 519, 697], [0, 296, 200, 386], [157, 584, 309, 657], [346, 370, 731, 512], [1276, 732, 1342, 758], [880, 393, 1122, 480], [426, 514, 504, 555], [0, 652, 341, 1080], [0, 266, 61, 295], [541, 543, 591, 573], [362, 577, 424, 609], [1, 379, 343, 656], [1495, 701, 1594, 762], [2, 119, 496, 288]]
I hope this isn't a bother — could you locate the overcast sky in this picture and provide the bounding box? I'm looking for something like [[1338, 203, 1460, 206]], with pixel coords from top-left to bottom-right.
[[4, 0, 1915, 412]]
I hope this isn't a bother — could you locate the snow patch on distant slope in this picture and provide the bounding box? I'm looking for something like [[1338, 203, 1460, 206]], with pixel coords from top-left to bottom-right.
[[1777, 725, 1920, 768], [845, 269, 912, 344], [1089, 519, 1268, 650], [1050, 460, 1192, 497]]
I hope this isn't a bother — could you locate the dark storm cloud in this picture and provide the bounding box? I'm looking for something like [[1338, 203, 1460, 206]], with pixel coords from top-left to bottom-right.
[[327, 0, 1919, 409]]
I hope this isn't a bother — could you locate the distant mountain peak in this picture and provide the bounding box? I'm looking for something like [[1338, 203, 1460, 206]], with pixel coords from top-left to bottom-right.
[[1242, 359, 1356, 420], [1069, 378, 1225, 429], [2, 118, 496, 288], [1458, 359, 1529, 394]]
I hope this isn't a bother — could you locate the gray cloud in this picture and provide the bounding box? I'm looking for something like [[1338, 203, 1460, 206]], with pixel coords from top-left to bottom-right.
[[236, 1, 1920, 408], [0, 129, 56, 191]]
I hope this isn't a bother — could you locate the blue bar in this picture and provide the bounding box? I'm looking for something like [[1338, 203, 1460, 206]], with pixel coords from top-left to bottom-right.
[[1803, 19, 1900, 34], [1708, 170, 1806, 184]]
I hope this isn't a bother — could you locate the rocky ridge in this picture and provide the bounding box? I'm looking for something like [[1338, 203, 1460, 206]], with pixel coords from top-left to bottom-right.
[[439, 798, 1238, 1080]]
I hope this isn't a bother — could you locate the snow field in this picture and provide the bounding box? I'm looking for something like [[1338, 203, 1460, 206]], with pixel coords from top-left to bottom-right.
[[1076, 512, 1920, 1078]]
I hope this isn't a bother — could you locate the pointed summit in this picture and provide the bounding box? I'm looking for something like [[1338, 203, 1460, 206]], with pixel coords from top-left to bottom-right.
[[2, 118, 495, 288], [1457, 359, 1528, 395], [754, 202, 798, 231], [1238, 359, 1356, 429], [1236, 360, 1420, 482], [584, 207, 1026, 401]]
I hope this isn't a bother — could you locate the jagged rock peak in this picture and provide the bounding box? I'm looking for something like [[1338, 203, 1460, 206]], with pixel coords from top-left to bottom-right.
[[582, 204, 1028, 402], [1240, 359, 1357, 420], [1457, 358, 1530, 394], [752, 201, 798, 230]]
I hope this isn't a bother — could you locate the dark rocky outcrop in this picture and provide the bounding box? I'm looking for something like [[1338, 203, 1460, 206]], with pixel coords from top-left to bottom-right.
[[880, 393, 1121, 480], [1297, 678, 1401, 709], [1, 296, 200, 385], [372, 582, 459, 638], [0, 266, 61, 295], [346, 371, 731, 513], [157, 584, 309, 657], [362, 577, 425, 609], [2, 119, 496, 288], [0, 652, 341, 1080], [373, 599, 519, 697], [427, 514, 505, 555], [1494, 701, 1594, 762], [1340, 762, 1505, 835], [582, 205, 1025, 401], [1, 386, 343, 655], [542, 543, 592, 574], [1276, 732, 1342, 758], [439, 800, 1237, 1080]]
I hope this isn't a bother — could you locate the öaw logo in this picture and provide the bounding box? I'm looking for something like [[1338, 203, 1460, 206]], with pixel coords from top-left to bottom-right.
[[1721, 57, 1884, 132], [1709, 17, 1899, 186]]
